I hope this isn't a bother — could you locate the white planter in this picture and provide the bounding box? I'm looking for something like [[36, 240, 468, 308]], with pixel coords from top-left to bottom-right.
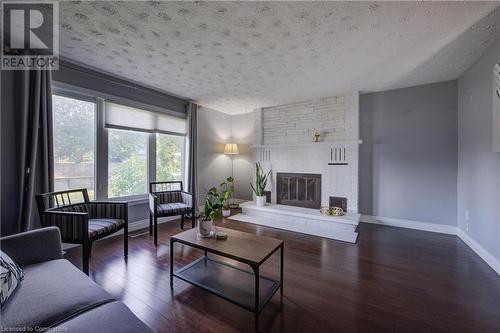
[[222, 209, 231, 217], [256, 195, 266, 207], [198, 219, 213, 237]]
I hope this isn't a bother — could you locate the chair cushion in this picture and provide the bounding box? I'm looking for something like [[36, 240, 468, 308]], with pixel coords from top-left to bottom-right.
[[1, 259, 115, 329], [88, 219, 125, 238], [0, 251, 24, 308], [52, 300, 153, 332], [157, 202, 190, 215]]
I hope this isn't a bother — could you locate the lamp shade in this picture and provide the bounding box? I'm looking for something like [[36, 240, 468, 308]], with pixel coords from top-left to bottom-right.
[[224, 143, 239, 155]]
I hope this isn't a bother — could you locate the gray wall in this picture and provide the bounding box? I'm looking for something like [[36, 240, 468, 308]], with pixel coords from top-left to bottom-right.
[[196, 106, 232, 205], [196, 107, 254, 207], [360, 80, 458, 225], [231, 112, 254, 201], [457, 37, 500, 261]]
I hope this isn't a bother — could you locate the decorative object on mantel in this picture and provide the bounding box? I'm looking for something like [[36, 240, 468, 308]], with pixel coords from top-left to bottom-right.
[[320, 206, 344, 216], [313, 130, 321, 142], [251, 162, 272, 207], [198, 187, 223, 238], [220, 176, 235, 217]]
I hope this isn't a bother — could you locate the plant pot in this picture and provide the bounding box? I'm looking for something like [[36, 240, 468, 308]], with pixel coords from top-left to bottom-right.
[[198, 218, 213, 237], [256, 195, 266, 207], [222, 208, 231, 217]]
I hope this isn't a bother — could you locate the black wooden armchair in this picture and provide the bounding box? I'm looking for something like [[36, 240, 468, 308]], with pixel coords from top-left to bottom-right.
[[149, 181, 195, 246], [35, 188, 128, 275]]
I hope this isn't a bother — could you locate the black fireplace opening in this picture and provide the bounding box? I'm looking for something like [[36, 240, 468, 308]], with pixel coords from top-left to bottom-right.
[[276, 173, 321, 209]]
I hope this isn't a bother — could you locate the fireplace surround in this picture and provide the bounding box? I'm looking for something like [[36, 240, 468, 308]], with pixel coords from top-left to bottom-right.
[[276, 173, 321, 209]]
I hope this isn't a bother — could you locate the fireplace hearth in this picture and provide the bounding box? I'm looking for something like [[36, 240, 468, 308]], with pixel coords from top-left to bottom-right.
[[276, 173, 321, 209]]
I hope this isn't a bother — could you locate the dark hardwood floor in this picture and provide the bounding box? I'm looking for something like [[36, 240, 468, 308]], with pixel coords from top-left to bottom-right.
[[64, 218, 500, 332]]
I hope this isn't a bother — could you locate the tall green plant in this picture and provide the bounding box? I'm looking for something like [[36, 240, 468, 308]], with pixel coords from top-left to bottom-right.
[[220, 176, 235, 209], [250, 163, 271, 196]]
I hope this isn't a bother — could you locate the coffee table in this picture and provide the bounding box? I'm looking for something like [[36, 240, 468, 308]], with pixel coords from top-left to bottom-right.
[[170, 227, 284, 330]]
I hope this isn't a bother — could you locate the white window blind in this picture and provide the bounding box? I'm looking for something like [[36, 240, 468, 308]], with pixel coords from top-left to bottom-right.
[[105, 102, 186, 135]]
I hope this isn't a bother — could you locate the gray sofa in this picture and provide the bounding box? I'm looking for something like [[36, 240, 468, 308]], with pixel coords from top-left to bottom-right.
[[0, 227, 153, 332]]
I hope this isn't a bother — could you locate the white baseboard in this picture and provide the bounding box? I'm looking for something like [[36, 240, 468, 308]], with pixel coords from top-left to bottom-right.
[[360, 214, 500, 275], [457, 228, 500, 275], [360, 215, 457, 235]]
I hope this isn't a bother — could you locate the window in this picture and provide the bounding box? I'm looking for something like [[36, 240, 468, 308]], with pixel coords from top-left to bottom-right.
[[108, 129, 149, 198], [156, 133, 185, 182], [52, 94, 96, 198], [51, 90, 188, 200]]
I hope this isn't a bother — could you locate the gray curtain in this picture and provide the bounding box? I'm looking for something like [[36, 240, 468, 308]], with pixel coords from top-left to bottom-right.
[[186, 102, 198, 214], [16, 69, 54, 232]]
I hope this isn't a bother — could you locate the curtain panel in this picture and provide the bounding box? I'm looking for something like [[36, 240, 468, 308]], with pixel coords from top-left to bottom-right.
[[16, 70, 54, 232], [186, 102, 198, 214]]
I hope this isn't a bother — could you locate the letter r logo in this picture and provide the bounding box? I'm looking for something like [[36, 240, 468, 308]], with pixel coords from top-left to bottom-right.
[[2, 2, 55, 55]]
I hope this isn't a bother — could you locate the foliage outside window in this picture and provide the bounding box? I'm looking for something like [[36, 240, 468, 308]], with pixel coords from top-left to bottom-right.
[[108, 129, 148, 198], [52, 94, 96, 198], [156, 133, 185, 182]]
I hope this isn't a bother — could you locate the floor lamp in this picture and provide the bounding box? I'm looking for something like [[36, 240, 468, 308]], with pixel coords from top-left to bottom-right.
[[224, 143, 239, 208]]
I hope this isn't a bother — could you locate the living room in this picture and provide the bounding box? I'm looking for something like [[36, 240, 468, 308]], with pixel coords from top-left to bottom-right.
[[1, 1, 500, 332]]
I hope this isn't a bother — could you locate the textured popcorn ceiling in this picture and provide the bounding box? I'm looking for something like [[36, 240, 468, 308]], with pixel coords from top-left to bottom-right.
[[60, 1, 500, 114]]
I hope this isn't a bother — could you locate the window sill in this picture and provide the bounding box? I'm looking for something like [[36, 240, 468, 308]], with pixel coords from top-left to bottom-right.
[[107, 195, 148, 206]]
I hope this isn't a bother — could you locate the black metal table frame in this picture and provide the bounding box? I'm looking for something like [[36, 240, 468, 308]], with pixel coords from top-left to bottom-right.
[[170, 237, 284, 331]]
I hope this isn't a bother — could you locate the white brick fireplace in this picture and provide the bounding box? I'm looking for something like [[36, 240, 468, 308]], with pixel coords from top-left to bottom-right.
[[232, 93, 362, 243], [253, 93, 360, 212]]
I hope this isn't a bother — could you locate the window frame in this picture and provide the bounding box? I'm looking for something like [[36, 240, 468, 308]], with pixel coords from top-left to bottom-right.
[[51, 84, 187, 202]]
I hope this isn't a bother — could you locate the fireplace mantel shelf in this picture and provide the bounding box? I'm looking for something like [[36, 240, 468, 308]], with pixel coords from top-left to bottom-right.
[[251, 139, 362, 149]]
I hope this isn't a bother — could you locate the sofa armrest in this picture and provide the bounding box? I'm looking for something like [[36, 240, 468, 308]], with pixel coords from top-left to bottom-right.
[[0, 227, 63, 267]]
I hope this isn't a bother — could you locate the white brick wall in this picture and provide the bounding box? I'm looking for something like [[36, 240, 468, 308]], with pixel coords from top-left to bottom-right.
[[253, 93, 360, 213], [262, 94, 358, 145]]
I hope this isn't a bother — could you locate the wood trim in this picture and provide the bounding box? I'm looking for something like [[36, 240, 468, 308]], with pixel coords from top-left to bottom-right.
[[360, 215, 457, 235], [457, 228, 500, 275]]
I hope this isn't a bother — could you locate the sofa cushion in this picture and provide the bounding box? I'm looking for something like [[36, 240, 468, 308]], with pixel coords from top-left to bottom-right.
[[1, 259, 115, 329], [157, 202, 190, 215], [52, 301, 153, 332], [89, 218, 125, 238], [0, 251, 24, 308]]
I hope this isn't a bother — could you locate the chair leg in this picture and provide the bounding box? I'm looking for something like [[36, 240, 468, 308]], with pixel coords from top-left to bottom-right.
[[154, 216, 158, 246], [83, 242, 91, 275], [181, 214, 184, 229], [124, 223, 128, 257], [149, 212, 153, 236], [192, 209, 195, 228]]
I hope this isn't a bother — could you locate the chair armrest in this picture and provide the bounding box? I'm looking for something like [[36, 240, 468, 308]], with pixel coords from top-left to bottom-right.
[[0, 227, 63, 267], [181, 191, 193, 208], [149, 193, 157, 213], [86, 201, 128, 220]]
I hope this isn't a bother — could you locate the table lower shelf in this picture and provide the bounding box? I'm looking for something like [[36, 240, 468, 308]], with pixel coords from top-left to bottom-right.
[[174, 256, 280, 312]]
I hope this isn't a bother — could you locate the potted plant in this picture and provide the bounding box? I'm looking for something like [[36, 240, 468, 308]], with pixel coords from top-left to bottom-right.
[[198, 187, 223, 237], [220, 177, 235, 217], [251, 162, 271, 207]]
